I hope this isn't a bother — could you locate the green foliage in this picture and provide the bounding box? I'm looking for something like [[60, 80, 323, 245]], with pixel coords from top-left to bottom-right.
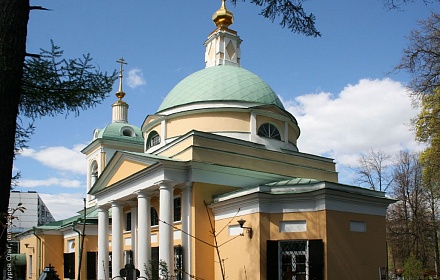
[[144, 260, 175, 280], [20, 41, 117, 119], [13, 41, 117, 185], [403, 255, 423, 280], [230, 0, 320, 37], [416, 88, 440, 200]]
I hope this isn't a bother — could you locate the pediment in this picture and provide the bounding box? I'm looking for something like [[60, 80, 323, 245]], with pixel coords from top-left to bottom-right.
[[107, 159, 149, 186], [89, 152, 159, 195]]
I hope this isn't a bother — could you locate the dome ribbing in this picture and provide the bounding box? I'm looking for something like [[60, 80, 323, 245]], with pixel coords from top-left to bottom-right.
[[157, 65, 284, 112]]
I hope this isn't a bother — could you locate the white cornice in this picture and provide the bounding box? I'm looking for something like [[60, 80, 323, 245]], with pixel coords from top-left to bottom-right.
[[210, 182, 395, 219]]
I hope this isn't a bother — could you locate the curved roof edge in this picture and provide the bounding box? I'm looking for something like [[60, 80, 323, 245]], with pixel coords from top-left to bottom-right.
[[157, 65, 285, 113]]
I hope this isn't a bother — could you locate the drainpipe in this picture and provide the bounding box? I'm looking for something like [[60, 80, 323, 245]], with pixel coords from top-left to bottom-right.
[[72, 221, 82, 280], [32, 227, 42, 277], [73, 199, 87, 280]]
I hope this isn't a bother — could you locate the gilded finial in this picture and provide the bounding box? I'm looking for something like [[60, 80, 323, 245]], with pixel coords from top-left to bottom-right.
[[212, 0, 234, 28], [115, 57, 127, 100]]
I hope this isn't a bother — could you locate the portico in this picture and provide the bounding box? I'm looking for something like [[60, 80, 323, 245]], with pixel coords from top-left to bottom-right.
[[95, 179, 192, 280]]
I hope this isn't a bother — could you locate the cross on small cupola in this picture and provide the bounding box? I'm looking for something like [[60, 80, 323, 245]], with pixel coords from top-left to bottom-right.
[[115, 57, 127, 100], [112, 58, 129, 123]]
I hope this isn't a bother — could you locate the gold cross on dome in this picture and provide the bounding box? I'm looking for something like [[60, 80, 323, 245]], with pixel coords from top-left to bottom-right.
[[115, 57, 128, 99], [116, 57, 128, 77]]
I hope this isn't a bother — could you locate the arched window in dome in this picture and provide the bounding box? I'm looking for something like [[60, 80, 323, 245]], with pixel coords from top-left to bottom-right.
[[120, 126, 135, 137], [147, 131, 161, 148], [258, 123, 281, 140]]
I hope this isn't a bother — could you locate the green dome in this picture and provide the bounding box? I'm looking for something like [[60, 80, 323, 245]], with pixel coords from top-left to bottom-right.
[[95, 122, 143, 143], [157, 65, 284, 112]]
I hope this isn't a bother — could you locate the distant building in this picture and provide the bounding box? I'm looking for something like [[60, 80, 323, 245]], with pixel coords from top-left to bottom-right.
[[5, 191, 55, 280], [16, 1, 395, 280], [9, 191, 55, 234]]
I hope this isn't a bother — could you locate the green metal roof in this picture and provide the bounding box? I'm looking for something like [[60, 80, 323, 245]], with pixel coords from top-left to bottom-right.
[[10, 254, 26, 265], [95, 122, 143, 143], [157, 65, 284, 112]]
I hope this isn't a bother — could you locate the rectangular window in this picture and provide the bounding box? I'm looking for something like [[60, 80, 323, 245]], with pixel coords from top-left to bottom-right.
[[124, 250, 133, 265], [279, 220, 307, 233], [63, 252, 75, 279], [151, 207, 159, 226], [280, 241, 307, 280], [8, 241, 19, 254], [266, 239, 324, 280], [174, 197, 181, 222], [148, 246, 184, 280], [86, 252, 97, 280], [150, 247, 159, 279], [174, 246, 183, 280], [125, 212, 132, 231], [108, 252, 112, 279], [67, 239, 75, 253], [228, 224, 243, 236], [28, 255, 33, 279], [350, 221, 366, 232]]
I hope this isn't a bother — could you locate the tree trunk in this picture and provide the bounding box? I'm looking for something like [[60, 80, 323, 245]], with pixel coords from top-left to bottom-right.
[[0, 0, 29, 279], [429, 188, 440, 276]]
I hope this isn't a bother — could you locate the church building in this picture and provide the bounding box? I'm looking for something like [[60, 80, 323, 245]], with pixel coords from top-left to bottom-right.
[[16, 1, 393, 279]]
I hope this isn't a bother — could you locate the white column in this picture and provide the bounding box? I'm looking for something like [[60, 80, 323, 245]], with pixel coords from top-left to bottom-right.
[[97, 205, 109, 280], [137, 191, 151, 277], [111, 201, 123, 277], [130, 203, 138, 267], [181, 184, 192, 279], [159, 181, 174, 274], [284, 121, 289, 144]]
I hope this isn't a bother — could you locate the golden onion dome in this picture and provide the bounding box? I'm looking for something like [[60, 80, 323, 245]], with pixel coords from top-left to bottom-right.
[[212, 0, 234, 28]]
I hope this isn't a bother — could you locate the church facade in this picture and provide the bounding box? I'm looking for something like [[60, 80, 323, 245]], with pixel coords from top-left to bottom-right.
[[16, 1, 393, 279]]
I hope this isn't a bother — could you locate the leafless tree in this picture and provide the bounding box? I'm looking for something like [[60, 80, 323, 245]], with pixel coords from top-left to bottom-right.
[[387, 151, 437, 272], [352, 148, 393, 192]]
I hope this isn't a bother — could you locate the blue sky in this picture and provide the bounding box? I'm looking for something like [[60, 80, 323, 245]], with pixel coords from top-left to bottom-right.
[[13, 0, 437, 219]]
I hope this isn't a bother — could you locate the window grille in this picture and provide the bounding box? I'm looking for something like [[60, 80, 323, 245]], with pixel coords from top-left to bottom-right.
[[258, 123, 281, 140]]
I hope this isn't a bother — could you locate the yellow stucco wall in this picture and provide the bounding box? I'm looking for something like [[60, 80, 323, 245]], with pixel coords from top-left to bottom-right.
[[20, 234, 64, 280], [157, 133, 337, 181], [214, 209, 387, 280], [213, 211, 328, 279], [166, 111, 250, 138], [156, 137, 194, 159], [288, 123, 299, 145], [107, 160, 148, 186], [326, 210, 387, 280], [191, 137, 337, 182], [191, 182, 238, 280]]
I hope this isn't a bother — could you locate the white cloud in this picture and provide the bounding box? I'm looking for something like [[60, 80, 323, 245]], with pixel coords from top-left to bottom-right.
[[20, 144, 86, 175], [283, 78, 424, 167], [126, 68, 146, 88], [39, 192, 85, 220], [18, 177, 83, 188]]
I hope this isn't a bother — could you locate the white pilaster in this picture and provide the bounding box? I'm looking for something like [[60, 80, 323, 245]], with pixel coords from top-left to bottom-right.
[[137, 191, 151, 277], [130, 204, 138, 267], [159, 181, 174, 274], [181, 184, 192, 279], [111, 201, 124, 277], [97, 205, 109, 280], [161, 119, 166, 146], [250, 111, 257, 142]]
